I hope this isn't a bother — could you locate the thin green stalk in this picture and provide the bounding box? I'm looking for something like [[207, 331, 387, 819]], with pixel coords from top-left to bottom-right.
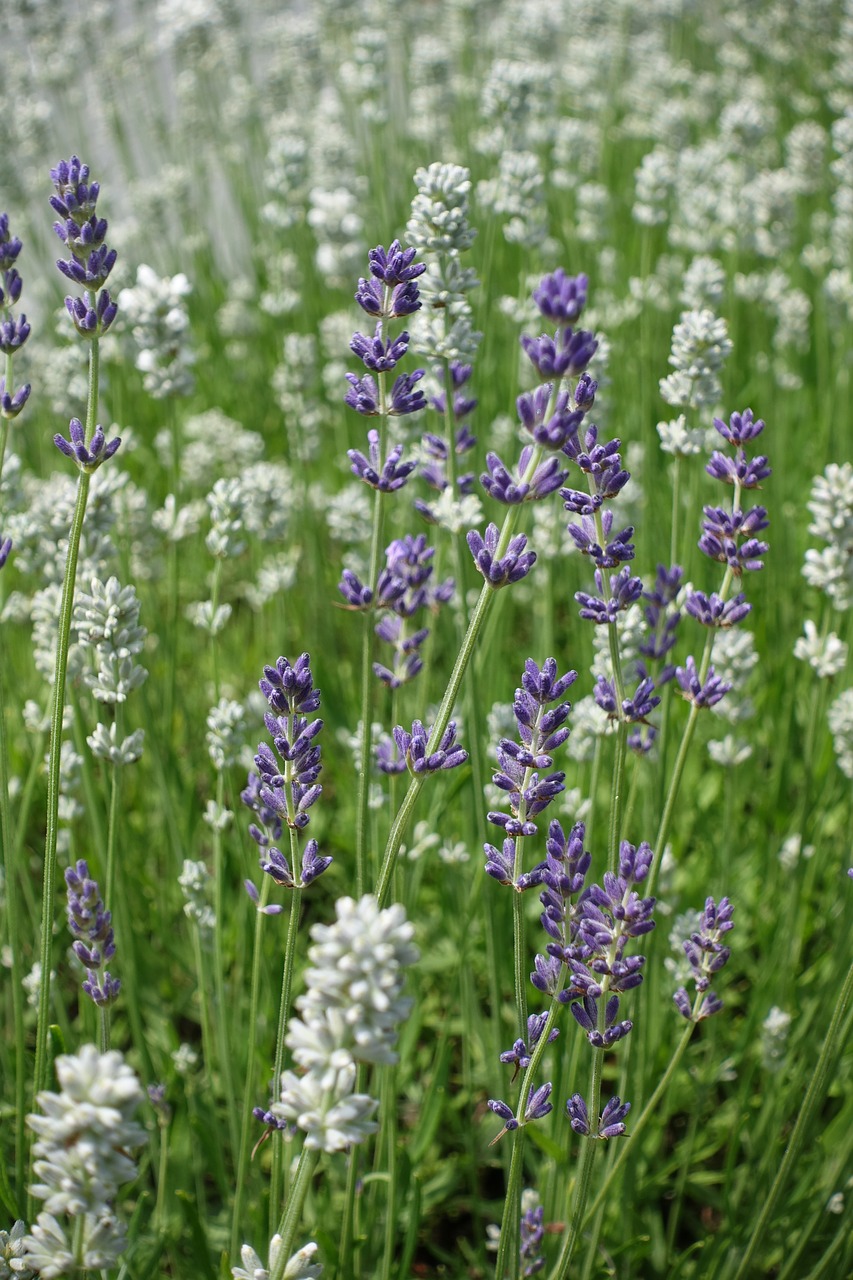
[[378, 1066, 399, 1280], [269, 866, 303, 1236], [232, 875, 272, 1257], [494, 1129, 528, 1280], [0, 656, 26, 1209], [32, 334, 102, 1210], [269, 1145, 322, 1279], [211, 768, 239, 1165], [355, 484, 385, 896], [732, 953, 853, 1279]]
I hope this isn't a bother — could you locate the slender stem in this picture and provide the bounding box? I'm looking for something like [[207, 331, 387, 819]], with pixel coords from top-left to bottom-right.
[[33, 336, 100, 1137], [582, 1021, 694, 1228], [269, 867, 303, 1233], [269, 1145, 321, 1279], [0, 653, 26, 1208], [232, 876, 272, 1258], [732, 954, 853, 1280], [494, 1128, 527, 1280], [211, 769, 239, 1163], [32, 466, 92, 1155], [355, 487, 384, 896]]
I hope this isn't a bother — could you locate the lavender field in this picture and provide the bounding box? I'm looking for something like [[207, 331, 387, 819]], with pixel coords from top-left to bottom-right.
[[1, 1, 852, 1277]]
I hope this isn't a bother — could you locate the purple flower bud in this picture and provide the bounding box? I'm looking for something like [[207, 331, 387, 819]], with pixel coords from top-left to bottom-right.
[[521, 327, 598, 380], [685, 590, 751, 628], [393, 719, 468, 774], [348, 430, 417, 492], [533, 269, 588, 324], [350, 323, 410, 373], [0, 536, 11, 570], [676, 656, 732, 709], [53, 417, 122, 472], [598, 1095, 631, 1139], [467, 523, 536, 588], [0, 377, 31, 418], [712, 408, 765, 446]]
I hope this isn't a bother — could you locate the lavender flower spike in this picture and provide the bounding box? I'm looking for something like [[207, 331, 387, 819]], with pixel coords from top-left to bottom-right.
[[467, 523, 536, 588], [673, 896, 735, 1021], [50, 155, 119, 336], [65, 859, 120, 1007], [393, 719, 468, 774], [676, 656, 732, 709], [54, 417, 121, 473]]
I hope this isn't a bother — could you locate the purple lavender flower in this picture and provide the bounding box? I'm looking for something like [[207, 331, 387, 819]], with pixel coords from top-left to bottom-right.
[[712, 408, 765, 446], [569, 994, 632, 1048], [488, 1082, 553, 1143], [698, 505, 770, 575], [0, 213, 32, 420], [0, 536, 11, 570], [348, 429, 417, 492], [50, 156, 118, 336], [519, 1193, 545, 1277], [533, 269, 589, 324], [350, 324, 411, 373], [362, 534, 453, 689], [640, 565, 683, 682], [594, 675, 660, 723], [562, 427, 630, 511], [521, 327, 598, 381], [355, 240, 426, 319], [517, 385, 583, 452], [685, 590, 751, 628], [393, 719, 468, 774], [54, 417, 121, 473], [499, 1013, 560, 1079], [673, 896, 734, 1022], [566, 1093, 630, 1139], [344, 369, 427, 417], [567, 511, 635, 568], [481, 447, 567, 505], [676, 656, 731, 709], [706, 450, 771, 489], [467, 523, 536, 588], [576, 566, 644, 624], [246, 657, 331, 898], [65, 859, 120, 1007]]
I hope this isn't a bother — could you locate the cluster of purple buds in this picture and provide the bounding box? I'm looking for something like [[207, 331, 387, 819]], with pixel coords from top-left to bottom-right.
[[50, 156, 118, 336], [521, 266, 597, 383], [345, 241, 427, 475], [534, 840, 655, 1048], [379, 718, 468, 776], [673, 896, 734, 1021], [566, 1093, 631, 1140], [484, 659, 576, 891], [639, 564, 684, 688], [242, 655, 332, 898], [499, 1012, 560, 1082], [467, 522, 536, 589], [0, 536, 11, 570], [675, 655, 731, 709], [415, 361, 478, 523], [487, 1081, 553, 1145], [0, 212, 31, 419], [695, 409, 771, 582], [65, 859, 120, 1007], [339, 534, 453, 689], [594, 673, 660, 725], [54, 416, 121, 474]]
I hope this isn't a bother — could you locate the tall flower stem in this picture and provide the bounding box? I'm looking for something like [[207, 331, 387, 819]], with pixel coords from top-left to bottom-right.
[[374, 455, 541, 907], [32, 336, 99, 1136], [356, 478, 386, 895], [231, 875, 272, 1258], [269, 1145, 321, 1280], [732, 950, 853, 1280], [0, 657, 25, 1207], [269, 860, 303, 1233], [211, 767, 239, 1164]]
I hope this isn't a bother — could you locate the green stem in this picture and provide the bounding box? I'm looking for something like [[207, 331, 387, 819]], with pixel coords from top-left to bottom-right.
[[32, 334, 101, 1206], [269, 868, 303, 1235], [494, 1129, 527, 1280], [212, 768, 239, 1164], [269, 1145, 321, 1279], [0, 653, 26, 1209], [732, 953, 853, 1279], [232, 875, 272, 1258], [355, 486, 385, 896]]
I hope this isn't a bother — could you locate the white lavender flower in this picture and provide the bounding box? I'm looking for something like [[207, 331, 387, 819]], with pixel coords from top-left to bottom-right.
[[74, 577, 148, 706], [179, 860, 215, 937], [659, 309, 732, 410], [28, 1046, 144, 1201], [186, 600, 233, 635], [117, 263, 195, 399], [151, 494, 205, 542], [271, 896, 418, 1150], [206, 698, 247, 770], [793, 620, 848, 678], [778, 834, 815, 872], [0, 1220, 34, 1279], [87, 722, 145, 766], [232, 1235, 322, 1280], [802, 462, 853, 610], [761, 1006, 791, 1072], [206, 477, 247, 559], [827, 688, 853, 779]]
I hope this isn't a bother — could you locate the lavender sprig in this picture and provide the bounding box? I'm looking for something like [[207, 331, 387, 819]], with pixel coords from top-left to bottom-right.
[[65, 860, 120, 1012]]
